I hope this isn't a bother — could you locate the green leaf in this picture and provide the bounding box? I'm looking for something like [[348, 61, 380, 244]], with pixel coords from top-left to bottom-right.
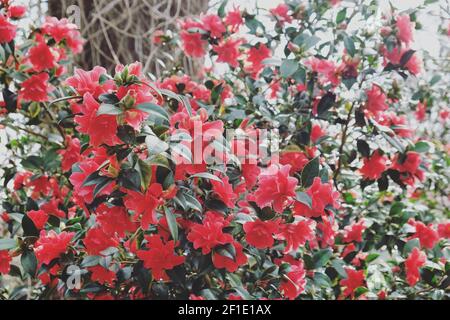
[[280, 59, 299, 78], [316, 92, 336, 116], [301, 157, 320, 187], [357, 140, 371, 158], [97, 103, 123, 115], [313, 248, 333, 268], [21, 250, 37, 277], [81, 256, 101, 268], [136, 102, 169, 122], [135, 159, 152, 190], [343, 35, 356, 57], [190, 172, 223, 183], [226, 273, 254, 300], [413, 141, 430, 153], [403, 238, 420, 256], [336, 8, 347, 24], [0, 238, 17, 250], [217, 0, 228, 18], [293, 33, 320, 50], [164, 208, 178, 242], [366, 253, 380, 263], [146, 134, 169, 155], [295, 191, 312, 209]]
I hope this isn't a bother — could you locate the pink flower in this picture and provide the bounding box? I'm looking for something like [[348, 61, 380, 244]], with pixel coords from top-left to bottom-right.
[[224, 7, 243, 32], [8, 6, 27, 19], [408, 219, 439, 249], [340, 268, 366, 298], [396, 15, 414, 45], [66, 66, 114, 98], [405, 247, 426, 286], [342, 220, 366, 243], [211, 176, 237, 208], [305, 57, 339, 86], [201, 14, 225, 38], [245, 43, 271, 79], [253, 165, 297, 213], [270, 4, 292, 25], [28, 37, 57, 72], [20, 73, 54, 102], [360, 150, 387, 180], [276, 219, 316, 253], [243, 219, 279, 249], [0, 14, 16, 43], [365, 84, 388, 118], [213, 38, 243, 68]]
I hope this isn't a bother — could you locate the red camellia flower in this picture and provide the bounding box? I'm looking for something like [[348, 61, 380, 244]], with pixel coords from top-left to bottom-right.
[[95, 204, 137, 238], [211, 176, 237, 208], [28, 37, 57, 72], [415, 102, 426, 121], [0, 14, 16, 43], [27, 210, 48, 229], [365, 84, 388, 118], [66, 66, 114, 98], [84, 227, 119, 255], [408, 219, 439, 249], [245, 43, 271, 79], [187, 211, 233, 254], [34, 230, 75, 265], [137, 235, 185, 280], [213, 38, 243, 68], [201, 14, 225, 38], [342, 220, 366, 243], [405, 247, 426, 286], [123, 183, 164, 229], [0, 250, 12, 274], [277, 256, 306, 300], [310, 124, 326, 144], [270, 4, 292, 25], [304, 57, 339, 86], [41, 17, 85, 54], [179, 19, 206, 58], [7, 5, 27, 19], [212, 241, 247, 272], [89, 265, 116, 286], [279, 151, 309, 174], [437, 222, 450, 239], [58, 136, 82, 172], [73, 93, 121, 147], [396, 14, 414, 45], [20, 73, 54, 102], [293, 177, 339, 218], [391, 151, 425, 185], [243, 219, 279, 249], [276, 219, 315, 253], [360, 150, 387, 180], [340, 268, 366, 298], [254, 165, 297, 213], [224, 6, 243, 32], [381, 46, 422, 75]]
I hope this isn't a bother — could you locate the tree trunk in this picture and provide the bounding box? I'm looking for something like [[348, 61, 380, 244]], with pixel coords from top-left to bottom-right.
[[47, 0, 209, 77]]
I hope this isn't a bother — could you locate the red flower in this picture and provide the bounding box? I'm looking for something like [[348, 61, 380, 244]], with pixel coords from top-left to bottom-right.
[[27, 210, 48, 229], [304, 57, 339, 86], [41, 17, 84, 54], [58, 136, 81, 172], [405, 247, 426, 286], [270, 4, 292, 25], [254, 165, 297, 213], [396, 14, 414, 45], [0, 250, 11, 274], [74, 93, 120, 147], [293, 177, 339, 218], [201, 14, 225, 38], [245, 43, 271, 79], [7, 5, 26, 19], [187, 211, 233, 254], [89, 265, 116, 286], [84, 227, 119, 256], [224, 7, 243, 32], [34, 230, 74, 265], [438, 222, 450, 239], [408, 219, 439, 249], [28, 38, 57, 72], [277, 256, 306, 299], [69, 160, 115, 204], [212, 241, 247, 272], [137, 235, 185, 280], [311, 124, 326, 144], [179, 19, 206, 58], [340, 268, 366, 298], [279, 151, 309, 174], [317, 214, 338, 248], [276, 219, 315, 253], [66, 66, 114, 98], [415, 102, 426, 121], [213, 38, 243, 68], [0, 14, 16, 43], [211, 176, 237, 208], [391, 151, 425, 185], [342, 220, 366, 243], [243, 219, 279, 249], [365, 85, 388, 118], [123, 183, 164, 229], [95, 204, 137, 238], [20, 73, 54, 102], [360, 150, 387, 180]]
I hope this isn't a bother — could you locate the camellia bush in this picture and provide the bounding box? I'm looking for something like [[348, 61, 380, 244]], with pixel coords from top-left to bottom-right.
[[0, 0, 449, 300]]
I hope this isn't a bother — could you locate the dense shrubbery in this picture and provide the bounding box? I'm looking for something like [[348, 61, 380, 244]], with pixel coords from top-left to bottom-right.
[[0, 0, 449, 300]]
